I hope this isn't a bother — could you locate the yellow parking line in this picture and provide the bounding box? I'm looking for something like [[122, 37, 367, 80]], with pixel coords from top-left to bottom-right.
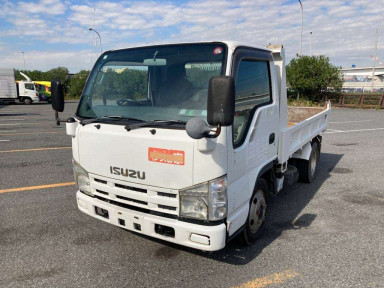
[[0, 182, 75, 194], [233, 270, 299, 288], [0, 147, 71, 153], [0, 131, 64, 136]]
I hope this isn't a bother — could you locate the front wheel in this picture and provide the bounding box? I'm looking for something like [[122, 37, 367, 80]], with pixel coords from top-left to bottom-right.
[[241, 178, 268, 245], [23, 97, 32, 105]]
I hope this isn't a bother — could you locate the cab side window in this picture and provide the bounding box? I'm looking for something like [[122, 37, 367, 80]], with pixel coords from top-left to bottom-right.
[[25, 83, 35, 90], [233, 60, 271, 147]]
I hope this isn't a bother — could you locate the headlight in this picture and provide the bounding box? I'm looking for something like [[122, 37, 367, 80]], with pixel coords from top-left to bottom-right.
[[179, 175, 227, 221], [73, 160, 92, 197], [180, 182, 208, 220]]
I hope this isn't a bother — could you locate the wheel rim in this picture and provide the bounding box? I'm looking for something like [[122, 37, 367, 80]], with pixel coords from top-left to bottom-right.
[[310, 150, 317, 177], [249, 190, 267, 234]]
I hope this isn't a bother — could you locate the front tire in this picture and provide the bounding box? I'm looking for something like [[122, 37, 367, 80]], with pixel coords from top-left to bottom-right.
[[241, 178, 268, 245], [23, 97, 32, 105]]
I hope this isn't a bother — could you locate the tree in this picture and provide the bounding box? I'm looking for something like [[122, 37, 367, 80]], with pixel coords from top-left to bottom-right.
[[68, 70, 90, 99], [14, 69, 45, 81], [46, 67, 70, 86], [286, 55, 343, 100]]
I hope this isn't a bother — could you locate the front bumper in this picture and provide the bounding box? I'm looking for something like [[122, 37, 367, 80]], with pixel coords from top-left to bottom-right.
[[76, 191, 227, 251]]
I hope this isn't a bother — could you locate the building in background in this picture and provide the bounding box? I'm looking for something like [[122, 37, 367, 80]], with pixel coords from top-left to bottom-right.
[[340, 66, 384, 92]]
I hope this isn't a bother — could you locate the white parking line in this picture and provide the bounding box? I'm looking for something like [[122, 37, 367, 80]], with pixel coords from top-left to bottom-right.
[[0, 123, 36, 126], [0, 140, 10, 142], [328, 120, 372, 124], [0, 119, 25, 121], [326, 129, 343, 132], [325, 127, 384, 134]]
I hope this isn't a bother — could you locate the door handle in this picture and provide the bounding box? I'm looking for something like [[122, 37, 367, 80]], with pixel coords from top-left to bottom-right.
[[269, 133, 275, 144]]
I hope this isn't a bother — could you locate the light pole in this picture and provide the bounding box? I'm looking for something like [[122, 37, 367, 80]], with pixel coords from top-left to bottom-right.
[[22, 51, 26, 70], [89, 28, 102, 54], [371, 28, 378, 91], [309, 31, 312, 56], [298, 0, 303, 56]]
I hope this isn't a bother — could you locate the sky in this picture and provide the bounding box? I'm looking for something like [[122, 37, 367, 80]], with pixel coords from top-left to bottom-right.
[[0, 0, 383, 73]]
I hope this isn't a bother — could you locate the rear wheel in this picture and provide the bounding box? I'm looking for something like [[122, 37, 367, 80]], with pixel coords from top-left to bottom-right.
[[23, 97, 32, 105], [241, 178, 268, 245], [298, 142, 319, 183]]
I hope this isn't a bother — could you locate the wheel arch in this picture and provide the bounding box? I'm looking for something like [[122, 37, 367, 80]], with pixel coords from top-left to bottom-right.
[[226, 160, 275, 238], [291, 135, 322, 162], [255, 161, 275, 198]]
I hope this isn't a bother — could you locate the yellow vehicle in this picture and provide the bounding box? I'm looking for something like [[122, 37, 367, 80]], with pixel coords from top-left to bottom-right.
[[34, 81, 52, 103]]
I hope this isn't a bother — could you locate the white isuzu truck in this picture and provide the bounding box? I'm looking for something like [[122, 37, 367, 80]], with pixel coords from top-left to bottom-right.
[[51, 41, 330, 251]]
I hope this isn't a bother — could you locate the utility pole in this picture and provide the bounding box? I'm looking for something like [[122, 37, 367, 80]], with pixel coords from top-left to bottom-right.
[[296, 0, 303, 100], [309, 31, 312, 56], [298, 0, 303, 56], [371, 28, 378, 91], [91, 8, 96, 64], [89, 28, 102, 54], [22, 51, 26, 70]]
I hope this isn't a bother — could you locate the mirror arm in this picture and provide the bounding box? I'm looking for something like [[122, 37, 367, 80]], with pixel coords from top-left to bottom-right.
[[54, 111, 68, 126], [206, 124, 221, 138]]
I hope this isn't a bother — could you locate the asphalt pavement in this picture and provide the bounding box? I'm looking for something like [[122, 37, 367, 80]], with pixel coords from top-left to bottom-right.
[[0, 102, 383, 288]]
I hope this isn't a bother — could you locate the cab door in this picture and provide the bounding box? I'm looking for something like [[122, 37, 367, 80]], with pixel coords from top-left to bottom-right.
[[23, 82, 36, 98], [226, 48, 280, 234]]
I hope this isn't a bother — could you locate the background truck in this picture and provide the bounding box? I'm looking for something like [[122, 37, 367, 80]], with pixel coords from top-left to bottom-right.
[[34, 81, 52, 103], [51, 41, 330, 251], [0, 69, 39, 104], [0, 69, 18, 102]]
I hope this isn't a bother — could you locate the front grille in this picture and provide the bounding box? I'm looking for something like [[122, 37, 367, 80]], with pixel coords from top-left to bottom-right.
[[158, 204, 177, 211], [91, 176, 179, 216], [94, 179, 107, 184], [116, 195, 148, 205], [157, 192, 177, 198], [96, 189, 108, 196], [115, 183, 147, 193]]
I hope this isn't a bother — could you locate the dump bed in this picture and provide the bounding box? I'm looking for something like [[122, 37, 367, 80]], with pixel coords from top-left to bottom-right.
[[0, 69, 17, 99], [278, 102, 331, 164]]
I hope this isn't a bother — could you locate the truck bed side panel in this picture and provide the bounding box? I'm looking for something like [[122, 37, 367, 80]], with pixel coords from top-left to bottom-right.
[[278, 103, 330, 163]]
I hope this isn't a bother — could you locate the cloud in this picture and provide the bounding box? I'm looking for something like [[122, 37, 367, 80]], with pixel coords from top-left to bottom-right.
[[1, 50, 96, 72], [0, 0, 383, 72]]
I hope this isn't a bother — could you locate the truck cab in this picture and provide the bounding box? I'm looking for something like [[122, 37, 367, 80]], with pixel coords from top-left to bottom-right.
[[52, 41, 329, 251], [17, 81, 40, 104]]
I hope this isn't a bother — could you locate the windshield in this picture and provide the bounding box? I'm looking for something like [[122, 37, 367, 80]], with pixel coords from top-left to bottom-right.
[[76, 43, 227, 122]]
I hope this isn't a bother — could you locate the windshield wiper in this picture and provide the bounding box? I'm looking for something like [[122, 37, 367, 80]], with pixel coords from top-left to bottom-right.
[[125, 120, 187, 131], [80, 116, 145, 126]]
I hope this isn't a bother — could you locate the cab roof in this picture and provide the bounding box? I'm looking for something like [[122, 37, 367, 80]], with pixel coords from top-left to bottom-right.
[[107, 40, 271, 54]]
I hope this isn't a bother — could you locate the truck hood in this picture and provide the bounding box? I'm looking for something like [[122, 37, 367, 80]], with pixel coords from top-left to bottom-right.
[[76, 123, 227, 190]]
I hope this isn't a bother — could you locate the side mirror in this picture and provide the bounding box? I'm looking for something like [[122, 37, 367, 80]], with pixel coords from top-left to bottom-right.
[[186, 118, 212, 139], [51, 80, 64, 112], [207, 76, 235, 127]]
